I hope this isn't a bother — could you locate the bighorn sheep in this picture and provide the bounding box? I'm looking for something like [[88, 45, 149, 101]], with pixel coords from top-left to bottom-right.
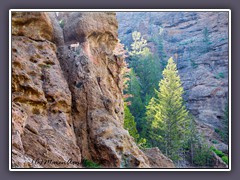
[[70, 42, 79, 51]]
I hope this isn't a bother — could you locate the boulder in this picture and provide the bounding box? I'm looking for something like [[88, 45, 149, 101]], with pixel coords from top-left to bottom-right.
[[143, 148, 175, 168]]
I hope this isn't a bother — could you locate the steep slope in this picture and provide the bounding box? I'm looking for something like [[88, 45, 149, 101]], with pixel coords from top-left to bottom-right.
[[11, 11, 175, 168], [117, 12, 229, 152]]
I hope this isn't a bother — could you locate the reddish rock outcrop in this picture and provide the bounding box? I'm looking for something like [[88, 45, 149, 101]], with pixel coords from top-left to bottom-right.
[[144, 148, 175, 168], [12, 12, 81, 168], [12, 12, 53, 41], [57, 12, 150, 168]]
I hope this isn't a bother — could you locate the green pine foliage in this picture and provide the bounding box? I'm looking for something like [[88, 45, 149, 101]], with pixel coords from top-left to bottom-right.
[[151, 28, 167, 65], [146, 57, 190, 161], [193, 143, 214, 166], [125, 68, 145, 130], [143, 98, 161, 147], [124, 103, 140, 141], [82, 159, 101, 168], [129, 31, 150, 56], [182, 114, 199, 164], [119, 27, 228, 167], [133, 54, 162, 104], [125, 31, 163, 137], [124, 102, 149, 148]]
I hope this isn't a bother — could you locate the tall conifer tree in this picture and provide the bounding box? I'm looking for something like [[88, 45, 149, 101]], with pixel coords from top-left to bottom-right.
[[146, 57, 190, 161], [124, 103, 140, 141]]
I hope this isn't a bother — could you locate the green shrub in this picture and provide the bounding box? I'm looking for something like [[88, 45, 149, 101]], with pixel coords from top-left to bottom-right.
[[213, 149, 225, 157], [82, 159, 101, 168], [211, 147, 225, 155], [193, 144, 214, 166], [222, 156, 229, 164], [211, 147, 228, 164]]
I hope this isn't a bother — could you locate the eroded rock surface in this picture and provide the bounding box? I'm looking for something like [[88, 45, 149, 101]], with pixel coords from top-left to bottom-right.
[[12, 12, 81, 168], [12, 12, 53, 41], [12, 11, 174, 168], [143, 148, 175, 168], [58, 12, 150, 168]]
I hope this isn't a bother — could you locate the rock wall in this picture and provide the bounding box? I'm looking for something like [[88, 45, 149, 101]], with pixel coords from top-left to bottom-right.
[[12, 12, 81, 168], [117, 12, 229, 147], [57, 12, 149, 168], [11, 12, 174, 168]]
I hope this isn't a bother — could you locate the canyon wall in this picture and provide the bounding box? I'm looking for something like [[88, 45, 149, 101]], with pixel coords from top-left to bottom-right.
[[11, 12, 174, 168], [57, 12, 149, 168], [117, 12, 229, 151], [12, 12, 81, 168]]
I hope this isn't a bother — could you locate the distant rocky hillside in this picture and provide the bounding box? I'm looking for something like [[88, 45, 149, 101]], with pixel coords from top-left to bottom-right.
[[117, 12, 229, 154]]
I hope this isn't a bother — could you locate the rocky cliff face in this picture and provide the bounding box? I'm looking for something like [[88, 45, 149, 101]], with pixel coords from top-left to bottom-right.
[[11, 11, 174, 168], [12, 12, 81, 168], [117, 12, 229, 150], [57, 12, 150, 168]]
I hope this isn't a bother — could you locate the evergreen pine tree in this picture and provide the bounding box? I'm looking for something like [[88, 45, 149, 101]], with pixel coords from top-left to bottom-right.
[[125, 68, 145, 131], [146, 57, 190, 161], [124, 103, 140, 141], [126, 32, 162, 133], [125, 31, 164, 142], [129, 31, 150, 56]]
